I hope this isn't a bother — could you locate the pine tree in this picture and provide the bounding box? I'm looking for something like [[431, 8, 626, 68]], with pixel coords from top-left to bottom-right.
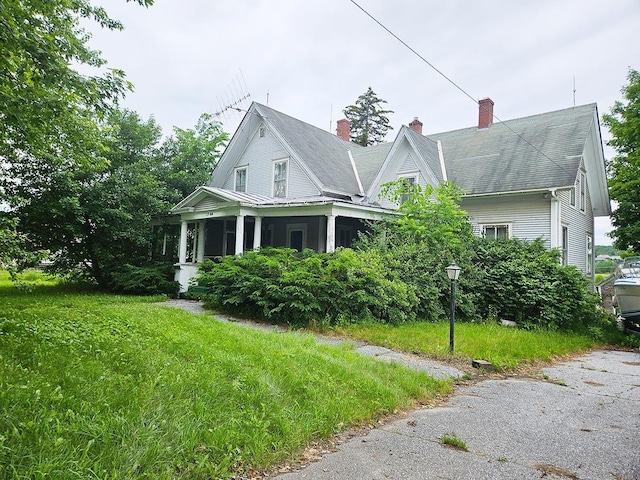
[[343, 87, 394, 146]]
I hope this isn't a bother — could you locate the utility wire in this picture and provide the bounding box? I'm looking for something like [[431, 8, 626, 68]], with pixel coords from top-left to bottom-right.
[[349, 0, 575, 177]]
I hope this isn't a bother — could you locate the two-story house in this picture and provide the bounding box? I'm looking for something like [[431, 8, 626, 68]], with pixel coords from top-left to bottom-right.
[[169, 99, 610, 292]]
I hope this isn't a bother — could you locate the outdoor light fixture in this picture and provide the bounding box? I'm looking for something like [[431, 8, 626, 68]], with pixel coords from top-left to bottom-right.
[[445, 263, 461, 354]]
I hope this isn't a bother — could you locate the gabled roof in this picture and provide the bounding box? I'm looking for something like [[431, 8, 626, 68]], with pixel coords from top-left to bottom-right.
[[430, 103, 596, 195], [207, 101, 609, 215], [254, 103, 365, 195]]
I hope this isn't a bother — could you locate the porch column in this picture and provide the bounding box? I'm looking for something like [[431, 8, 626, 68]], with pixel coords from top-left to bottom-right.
[[178, 221, 188, 264], [196, 220, 206, 263], [253, 217, 262, 251], [326, 215, 336, 253], [235, 214, 245, 255]]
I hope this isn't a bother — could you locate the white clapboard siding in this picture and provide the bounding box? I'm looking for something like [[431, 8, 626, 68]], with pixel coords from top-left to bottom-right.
[[463, 194, 551, 244]]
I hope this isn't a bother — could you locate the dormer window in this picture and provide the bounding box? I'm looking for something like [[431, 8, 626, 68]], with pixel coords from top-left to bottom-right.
[[273, 159, 288, 197], [235, 167, 247, 192]]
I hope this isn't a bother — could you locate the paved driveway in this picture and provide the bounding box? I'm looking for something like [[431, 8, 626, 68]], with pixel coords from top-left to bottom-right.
[[275, 350, 640, 480]]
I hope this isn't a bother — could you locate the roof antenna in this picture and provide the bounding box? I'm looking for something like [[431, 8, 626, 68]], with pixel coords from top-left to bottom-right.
[[573, 76, 576, 107], [266, 90, 270, 105], [212, 71, 251, 119], [329, 103, 333, 132]]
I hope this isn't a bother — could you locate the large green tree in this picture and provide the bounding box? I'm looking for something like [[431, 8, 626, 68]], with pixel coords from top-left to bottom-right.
[[603, 69, 640, 251], [0, 0, 154, 271], [343, 87, 393, 146], [15, 110, 166, 286]]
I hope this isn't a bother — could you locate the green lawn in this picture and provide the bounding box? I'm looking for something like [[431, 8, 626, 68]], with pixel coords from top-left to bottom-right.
[[333, 321, 598, 371], [0, 278, 450, 478]]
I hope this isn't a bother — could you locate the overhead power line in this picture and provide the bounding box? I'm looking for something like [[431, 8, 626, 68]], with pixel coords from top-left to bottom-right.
[[348, 0, 575, 177]]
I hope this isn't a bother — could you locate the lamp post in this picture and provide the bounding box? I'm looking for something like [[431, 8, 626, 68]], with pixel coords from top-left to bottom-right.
[[445, 262, 461, 354]]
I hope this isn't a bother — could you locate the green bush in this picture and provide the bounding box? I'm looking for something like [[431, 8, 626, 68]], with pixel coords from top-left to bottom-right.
[[470, 237, 603, 330], [197, 248, 419, 327], [110, 263, 179, 296]]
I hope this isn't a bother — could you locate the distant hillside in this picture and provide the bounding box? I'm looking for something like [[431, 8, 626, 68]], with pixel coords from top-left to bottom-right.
[[595, 245, 624, 257]]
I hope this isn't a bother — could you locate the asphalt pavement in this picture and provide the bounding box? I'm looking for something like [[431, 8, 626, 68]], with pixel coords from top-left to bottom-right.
[[274, 350, 640, 480]]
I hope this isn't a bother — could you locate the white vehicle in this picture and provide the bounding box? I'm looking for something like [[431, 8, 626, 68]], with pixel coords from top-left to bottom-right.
[[613, 256, 640, 335]]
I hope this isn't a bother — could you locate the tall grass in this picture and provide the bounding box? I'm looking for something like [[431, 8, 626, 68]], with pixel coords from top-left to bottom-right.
[[0, 282, 450, 478], [335, 321, 597, 371]]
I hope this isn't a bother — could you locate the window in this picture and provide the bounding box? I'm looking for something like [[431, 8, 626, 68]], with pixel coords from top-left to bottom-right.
[[580, 171, 586, 212], [259, 125, 266, 137], [482, 224, 510, 240], [234, 167, 247, 192], [586, 234, 593, 275], [273, 159, 288, 197], [570, 186, 576, 207], [561, 226, 568, 266], [397, 174, 417, 204]]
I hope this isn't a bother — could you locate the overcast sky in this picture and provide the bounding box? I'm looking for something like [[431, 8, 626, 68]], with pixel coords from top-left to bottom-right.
[[88, 0, 640, 245]]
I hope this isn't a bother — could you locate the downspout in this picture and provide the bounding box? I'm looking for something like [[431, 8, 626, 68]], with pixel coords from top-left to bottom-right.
[[549, 189, 560, 249]]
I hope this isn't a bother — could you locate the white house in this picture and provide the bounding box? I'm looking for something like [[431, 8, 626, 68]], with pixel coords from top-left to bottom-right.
[[169, 99, 610, 292]]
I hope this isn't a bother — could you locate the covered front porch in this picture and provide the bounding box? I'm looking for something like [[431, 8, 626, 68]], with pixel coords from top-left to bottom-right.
[[170, 187, 391, 292]]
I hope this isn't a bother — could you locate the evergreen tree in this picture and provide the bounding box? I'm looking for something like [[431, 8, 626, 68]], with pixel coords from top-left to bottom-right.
[[602, 69, 640, 252], [343, 87, 394, 146]]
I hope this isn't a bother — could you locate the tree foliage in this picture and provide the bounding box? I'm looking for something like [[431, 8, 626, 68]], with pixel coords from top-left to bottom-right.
[[343, 87, 393, 146], [8, 108, 228, 288], [0, 0, 155, 278], [158, 113, 229, 199], [0, 0, 153, 170], [602, 68, 640, 251]]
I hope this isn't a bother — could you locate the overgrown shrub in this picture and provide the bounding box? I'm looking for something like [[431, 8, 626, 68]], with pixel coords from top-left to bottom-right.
[[110, 263, 179, 296], [197, 248, 419, 327], [470, 237, 603, 330]]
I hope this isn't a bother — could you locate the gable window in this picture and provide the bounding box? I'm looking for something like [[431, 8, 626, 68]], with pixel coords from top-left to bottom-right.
[[580, 171, 586, 212], [397, 174, 418, 204], [482, 224, 510, 240], [273, 159, 288, 197], [234, 167, 247, 192]]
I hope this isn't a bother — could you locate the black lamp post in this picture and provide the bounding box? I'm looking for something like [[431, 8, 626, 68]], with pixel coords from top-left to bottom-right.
[[445, 262, 461, 354]]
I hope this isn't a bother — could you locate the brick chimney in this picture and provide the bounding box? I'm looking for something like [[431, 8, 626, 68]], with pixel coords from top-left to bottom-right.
[[336, 118, 350, 141], [409, 117, 423, 134], [478, 98, 494, 129]]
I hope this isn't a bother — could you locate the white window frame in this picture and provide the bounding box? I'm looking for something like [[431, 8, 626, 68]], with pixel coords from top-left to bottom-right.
[[397, 173, 418, 204], [481, 223, 511, 240], [286, 223, 307, 251], [579, 171, 586, 213], [570, 186, 576, 207], [561, 225, 569, 266], [272, 158, 289, 198], [234, 166, 248, 192], [586, 233, 593, 275]]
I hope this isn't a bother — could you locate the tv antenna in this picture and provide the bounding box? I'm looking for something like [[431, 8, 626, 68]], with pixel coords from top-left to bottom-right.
[[213, 70, 251, 122]]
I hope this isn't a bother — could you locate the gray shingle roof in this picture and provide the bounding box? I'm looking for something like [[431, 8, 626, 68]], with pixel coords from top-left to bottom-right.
[[429, 103, 596, 195], [250, 102, 597, 199], [255, 103, 364, 195]]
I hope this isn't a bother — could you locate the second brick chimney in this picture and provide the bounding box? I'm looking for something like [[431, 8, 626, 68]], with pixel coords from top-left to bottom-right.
[[409, 117, 423, 134], [336, 118, 350, 142], [478, 98, 494, 129]]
